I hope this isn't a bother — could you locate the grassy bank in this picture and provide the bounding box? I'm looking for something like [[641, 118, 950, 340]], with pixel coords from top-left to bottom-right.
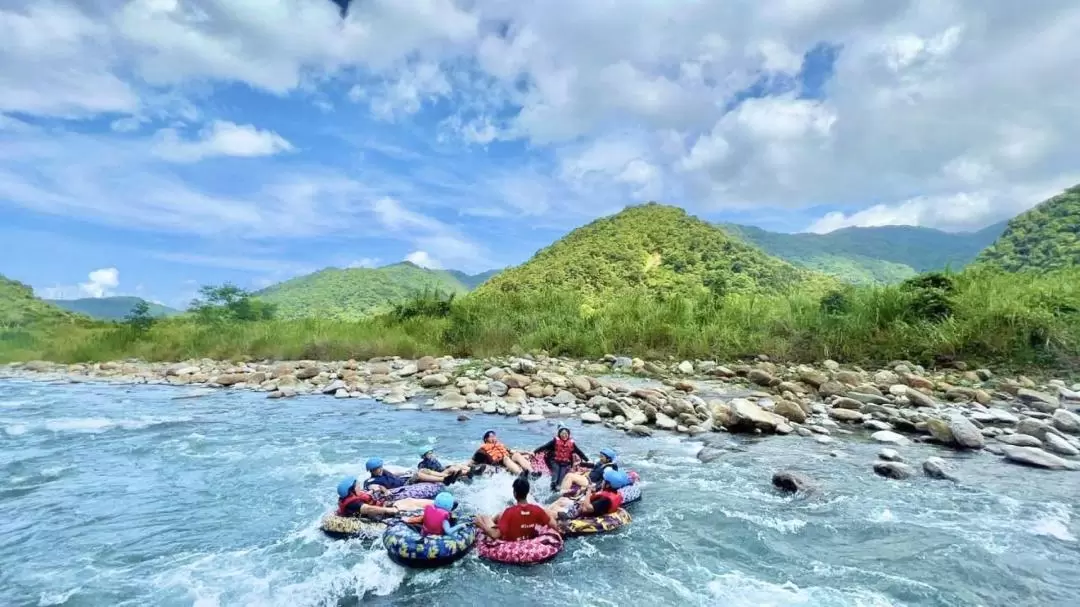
[[3, 268, 1078, 372]]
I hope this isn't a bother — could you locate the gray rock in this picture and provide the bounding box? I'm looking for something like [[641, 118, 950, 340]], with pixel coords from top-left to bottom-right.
[[863, 420, 893, 431], [580, 411, 602, 423], [612, 356, 633, 370], [873, 462, 916, 480], [677, 361, 695, 374], [697, 447, 724, 463], [488, 381, 509, 397], [655, 413, 678, 430], [1017, 388, 1061, 413], [382, 391, 406, 405], [997, 433, 1043, 447], [433, 393, 467, 410], [871, 430, 910, 445], [922, 457, 957, 481], [322, 379, 346, 394], [878, 448, 903, 461], [847, 392, 891, 405], [481, 402, 499, 414], [397, 364, 418, 377], [1000, 446, 1080, 470], [832, 397, 863, 410], [728, 399, 785, 433], [1059, 386, 1080, 401], [905, 387, 937, 408], [828, 408, 864, 423], [518, 414, 544, 422], [970, 409, 1020, 425], [1017, 418, 1057, 441], [334, 388, 349, 398], [1043, 433, 1080, 457], [748, 369, 775, 386], [948, 415, 985, 450], [772, 471, 816, 493], [1052, 409, 1080, 434], [420, 374, 450, 388], [296, 366, 319, 380], [629, 425, 654, 437], [551, 390, 577, 405], [773, 400, 807, 423]]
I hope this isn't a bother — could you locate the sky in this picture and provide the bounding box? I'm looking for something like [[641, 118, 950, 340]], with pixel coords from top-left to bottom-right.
[[2, 0, 1079, 308]]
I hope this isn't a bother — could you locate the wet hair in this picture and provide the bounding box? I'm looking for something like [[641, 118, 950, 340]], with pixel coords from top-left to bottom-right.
[[557, 428, 570, 438], [512, 477, 530, 500], [483, 430, 496, 441]]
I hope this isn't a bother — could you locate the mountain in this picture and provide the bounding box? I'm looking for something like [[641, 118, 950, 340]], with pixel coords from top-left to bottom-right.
[[721, 221, 1008, 284], [976, 185, 1080, 272], [45, 296, 179, 321], [446, 269, 501, 290], [1, 275, 82, 328], [476, 203, 821, 299], [255, 262, 474, 320]]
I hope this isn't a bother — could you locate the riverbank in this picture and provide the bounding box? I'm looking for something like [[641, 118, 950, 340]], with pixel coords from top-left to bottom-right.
[[6, 354, 1080, 476]]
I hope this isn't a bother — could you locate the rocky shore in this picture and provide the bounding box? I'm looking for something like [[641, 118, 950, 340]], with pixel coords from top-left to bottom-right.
[[4, 355, 1080, 477]]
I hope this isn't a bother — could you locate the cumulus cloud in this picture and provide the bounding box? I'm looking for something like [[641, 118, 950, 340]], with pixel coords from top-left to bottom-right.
[[405, 250, 441, 269], [40, 267, 120, 299], [152, 121, 293, 163]]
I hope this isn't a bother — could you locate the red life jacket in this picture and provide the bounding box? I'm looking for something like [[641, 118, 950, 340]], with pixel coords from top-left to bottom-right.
[[421, 504, 451, 536], [591, 489, 623, 513], [337, 490, 377, 516], [553, 437, 575, 463]]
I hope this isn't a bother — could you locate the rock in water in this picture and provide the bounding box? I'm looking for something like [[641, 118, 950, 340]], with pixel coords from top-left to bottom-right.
[[878, 448, 903, 461], [420, 374, 450, 388], [873, 462, 916, 480], [922, 457, 958, 481], [871, 430, 910, 446], [697, 448, 724, 463], [1052, 409, 1080, 434], [772, 471, 815, 493], [321, 379, 346, 394], [1043, 433, 1080, 457], [997, 434, 1043, 448], [927, 418, 954, 444], [828, 408, 863, 423], [947, 415, 985, 450], [1000, 446, 1080, 470], [773, 400, 806, 423], [1017, 388, 1061, 413], [580, 411, 602, 424]]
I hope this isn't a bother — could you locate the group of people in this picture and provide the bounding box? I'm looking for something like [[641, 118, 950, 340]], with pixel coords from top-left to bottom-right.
[[334, 425, 634, 544]]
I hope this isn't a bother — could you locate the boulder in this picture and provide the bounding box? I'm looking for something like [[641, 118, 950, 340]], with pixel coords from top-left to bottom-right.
[[433, 392, 467, 410], [871, 430, 910, 445], [296, 366, 319, 380], [321, 379, 347, 394], [773, 400, 807, 423], [748, 369, 775, 387], [334, 389, 349, 398], [504, 374, 532, 389], [927, 418, 953, 444], [552, 390, 577, 405], [771, 471, 816, 494], [213, 373, 248, 386], [397, 364, 418, 377], [873, 462, 916, 480], [835, 370, 861, 386], [580, 411, 602, 424], [799, 369, 828, 388], [1052, 409, 1080, 434], [505, 388, 526, 403], [488, 381, 509, 397], [997, 434, 1043, 448], [922, 457, 957, 481], [902, 374, 934, 390], [655, 413, 678, 430], [832, 397, 863, 410], [818, 380, 846, 398], [878, 448, 903, 461], [511, 358, 538, 374], [947, 415, 985, 449], [697, 447, 724, 463], [1017, 388, 1061, 413], [863, 420, 892, 432], [421, 374, 450, 388], [677, 361, 695, 374], [905, 387, 937, 408], [629, 425, 653, 437], [571, 376, 592, 393], [1017, 418, 1056, 441], [828, 408, 863, 423], [417, 356, 438, 372], [1043, 433, 1080, 457], [518, 414, 545, 422], [1000, 446, 1080, 470], [727, 399, 785, 433]]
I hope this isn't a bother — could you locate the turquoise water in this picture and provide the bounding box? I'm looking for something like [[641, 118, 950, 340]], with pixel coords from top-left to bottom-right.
[[1, 379, 1078, 606]]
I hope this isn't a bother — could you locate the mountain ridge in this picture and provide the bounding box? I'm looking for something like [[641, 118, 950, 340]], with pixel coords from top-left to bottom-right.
[[976, 184, 1080, 272], [45, 296, 179, 321]]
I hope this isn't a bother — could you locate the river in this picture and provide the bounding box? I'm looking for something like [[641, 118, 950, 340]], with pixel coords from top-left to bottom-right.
[[1, 379, 1078, 606]]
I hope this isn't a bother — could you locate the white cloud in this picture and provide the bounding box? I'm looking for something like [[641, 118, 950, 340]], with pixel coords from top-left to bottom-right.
[[39, 267, 120, 299], [405, 250, 441, 269], [152, 121, 293, 163], [347, 258, 381, 269]]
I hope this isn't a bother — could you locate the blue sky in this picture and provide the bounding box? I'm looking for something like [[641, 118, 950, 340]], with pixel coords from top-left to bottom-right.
[[2, 1, 1078, 308]]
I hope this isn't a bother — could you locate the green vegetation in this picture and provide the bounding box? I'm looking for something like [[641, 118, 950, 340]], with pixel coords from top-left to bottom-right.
[[45, 296, 179, 320], [721, 222, 1006, 284], [191, 284, 276, 323], [977, 185, 1080, 272], [1, 275, 82, 328], [479, 203, 824, 300], [446, 269, 501, 290], [255, 262, 477, 320]]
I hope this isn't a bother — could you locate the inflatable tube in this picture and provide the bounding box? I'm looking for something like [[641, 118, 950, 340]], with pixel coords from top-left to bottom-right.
[[382, 522, 476, 569], [529, 453, 550, 476], [388, 482, 443, 501], [558, 508, 632, 537], [618, 482, 642, 505], [319, 513, 387, 540], [477, 527, 564, 565]]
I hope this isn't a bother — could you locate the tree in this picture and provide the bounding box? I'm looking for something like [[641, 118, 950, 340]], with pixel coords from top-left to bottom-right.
[[190, 284, 276, 323], [124, 300, 156, 332]]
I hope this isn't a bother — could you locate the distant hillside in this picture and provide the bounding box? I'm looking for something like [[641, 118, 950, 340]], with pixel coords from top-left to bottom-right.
[[721, 222, 1007, 284], [45, 296, 179, 321], [976, 185, 1080, 272], [477, 203, 822, 299], [446, 269, 501, 290], [256, 262, 475, 320], [1, 275, 82, 328]]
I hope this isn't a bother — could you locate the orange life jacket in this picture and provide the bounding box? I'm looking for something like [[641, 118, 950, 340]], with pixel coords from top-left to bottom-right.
[[337, 490, 378, 516], [479, 441, 509, 461], [591, 490, 623, 513]]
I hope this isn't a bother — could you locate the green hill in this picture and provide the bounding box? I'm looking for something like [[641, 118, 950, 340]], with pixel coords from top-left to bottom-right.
[[976, 185, 1080, 272], [446, 269, 501, 290], [721, 221, 1007, 284], [45, 296, 179, 320], [476, 203, 821, 299], [255, 262, 475, 320], [1, 275, 83, 328]]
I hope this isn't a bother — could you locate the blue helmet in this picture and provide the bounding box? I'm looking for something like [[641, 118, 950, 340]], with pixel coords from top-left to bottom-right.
[[420, 447, 434, 459], [337, 476, 357, 498], [434, 492, 455, 511], [603, 468, 630, 489], [599, 448, 617, 462], [365, 457, 383, 472]]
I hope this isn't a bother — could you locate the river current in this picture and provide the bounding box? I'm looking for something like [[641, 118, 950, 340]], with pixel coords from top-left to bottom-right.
[[1, 379, 1078, 606]]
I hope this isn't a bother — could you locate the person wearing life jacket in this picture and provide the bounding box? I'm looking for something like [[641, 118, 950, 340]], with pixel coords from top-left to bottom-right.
[[545, 468, 629, 521], [420, 492, 468, 536], [533, 425, 590, 490], [558, 447, 620, 495], [362, 457, 444, 492], [418, 447, 473, 483], [335, 476, 433, 519], [476, 477, 561, 541], [471, 430, 534, 476]]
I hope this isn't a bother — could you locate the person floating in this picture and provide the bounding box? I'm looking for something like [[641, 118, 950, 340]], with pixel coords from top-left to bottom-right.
[[472, 430, 535, 476], [559, 447, 618, 495], [546, 468, 629, 521], [420, 492, 469, 536], [363, 457, 445, 492], [476, 477, 560, 540], [418, 447, 472, 482], [533, 425, 589, 490], [336, 476, 432, 518]]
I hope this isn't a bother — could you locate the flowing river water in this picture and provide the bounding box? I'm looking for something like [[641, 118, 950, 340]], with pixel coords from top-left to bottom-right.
[[1, 379, 1078, 606]]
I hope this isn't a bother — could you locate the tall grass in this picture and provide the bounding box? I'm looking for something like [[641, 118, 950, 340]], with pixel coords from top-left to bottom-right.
[[3, 268, 1078, 372]]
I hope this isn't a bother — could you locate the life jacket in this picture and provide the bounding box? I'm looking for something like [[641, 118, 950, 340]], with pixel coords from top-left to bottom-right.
[[591, 489, 623, 513], [421, 504, 451, 536], [337, 490, 377, 516], [479, 441, 509, 461], [553, 437, 575, 463]]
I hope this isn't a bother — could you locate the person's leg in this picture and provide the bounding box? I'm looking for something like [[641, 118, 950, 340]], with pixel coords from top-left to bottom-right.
[[560, 472, 589, 494], [475, 514, 498, 538], [502, 456, 523, 475], [551, 462, 571, 490], [390, 498, 434, 511], [413, 469, 443, 483], [510, 452, 532, 472]]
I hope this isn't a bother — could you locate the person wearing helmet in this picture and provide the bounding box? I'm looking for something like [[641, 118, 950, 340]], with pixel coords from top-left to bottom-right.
[[533, 425, 590, 490], [417, 447, 473, 482], [545, 467, 628, 521], [362, 457, 444, 492], [335, 476, 432, 518], [420, 492, 468, 536], [476, 477, 560, 540], [558, 447, 619, 495], [472, 430, 535, 476]]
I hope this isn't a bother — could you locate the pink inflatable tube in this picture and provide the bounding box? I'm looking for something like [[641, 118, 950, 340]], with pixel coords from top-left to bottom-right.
[[476, 527, 564, 565]]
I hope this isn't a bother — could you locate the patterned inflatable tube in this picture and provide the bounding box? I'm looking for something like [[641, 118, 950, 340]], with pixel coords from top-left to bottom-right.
[[319, 513, 386, 540], [388, 482, 443, 501], [558, 508, 632, 537], [382, 522, 477, 569], [618, 482, 642, 505], [476, 527, 564, 565]]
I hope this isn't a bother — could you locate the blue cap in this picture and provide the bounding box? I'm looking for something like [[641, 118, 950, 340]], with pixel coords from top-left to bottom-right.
[[599, 448, 617, 462], [365, 457, 383, 472], [337, 476, 357, 498], [434, 492, 454, 511], [603, 468, 630, 489]]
